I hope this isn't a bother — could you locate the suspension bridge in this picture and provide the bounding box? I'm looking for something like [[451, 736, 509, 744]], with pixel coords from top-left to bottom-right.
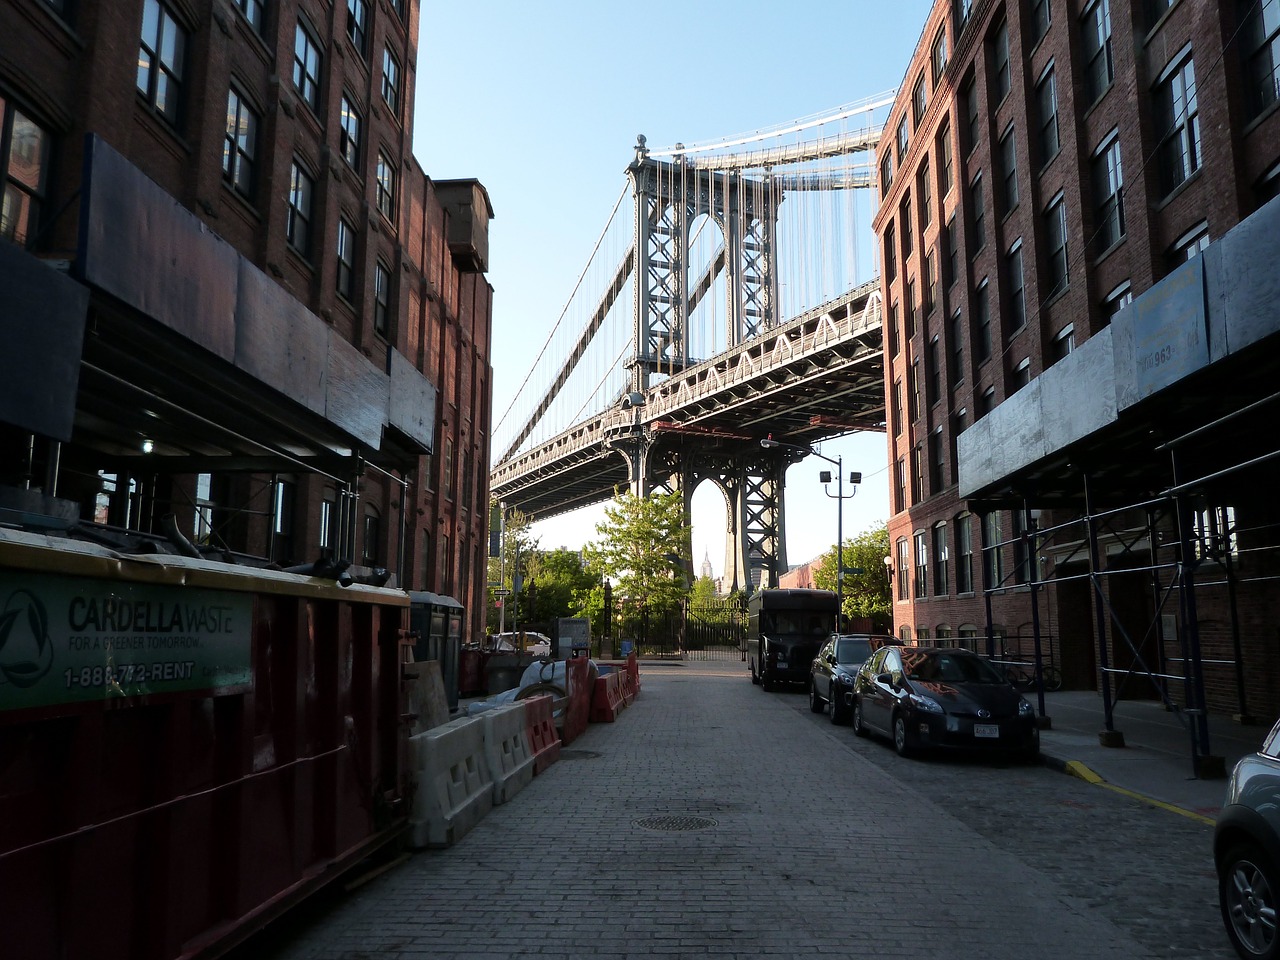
[[490, 94, 894, 592]]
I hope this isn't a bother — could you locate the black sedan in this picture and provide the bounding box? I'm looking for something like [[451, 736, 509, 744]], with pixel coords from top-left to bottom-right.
[[808, 633, 900, 724], [851, 646, 1040, 760]]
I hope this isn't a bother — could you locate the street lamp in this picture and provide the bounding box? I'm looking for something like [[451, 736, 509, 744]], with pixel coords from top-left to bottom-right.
[[760, 438, 861, 631]]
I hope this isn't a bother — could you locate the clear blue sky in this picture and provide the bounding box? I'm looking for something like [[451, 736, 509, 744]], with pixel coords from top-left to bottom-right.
[[412, 0, 934, 577]]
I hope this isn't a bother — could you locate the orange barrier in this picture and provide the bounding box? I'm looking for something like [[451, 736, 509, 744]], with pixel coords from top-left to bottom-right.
[[618, 664, 637, 706], [626, 650, 641, 697], [589, 671, 625, 723], [561, 658, 591, 745], [523, 694, 561, 774]]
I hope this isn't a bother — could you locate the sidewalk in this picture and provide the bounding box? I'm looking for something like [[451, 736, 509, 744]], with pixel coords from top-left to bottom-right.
[[1028, 689, 1274, 823]]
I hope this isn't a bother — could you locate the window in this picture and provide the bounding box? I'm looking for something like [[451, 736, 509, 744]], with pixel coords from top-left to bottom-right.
[[929, 425, 945, 492], [320, 493, 336, 551], [347, 0, 369, 56], [1146, 0, 1175, 30], [1031, 0, 1051, 44], [1044, 195, 1069, 297], [905, 276, 917, 338], [1012, 357, 1032, 389], [1007, 242, 1025, 331], [1093, 135, 1125, 252], [362, 506, 380, 566], [1172, 221, 1209, 262], [884, 226, 897, 281], [1194, 504, 1239, 560], [913, 74, 928, 125], [286, 161, 313, 257], [445, 438, 455, 499], [918, 159, 933, 228], [914, 530, 929, 597], [983, 511, 1004, 589], [956, 513, 974, 593], [927, 337, 941, 406], [944, 215, 958, 288], [223, 88, 258, 199], [0, 98, 51, 246], [272, 479, 296, 565], [977, 383, 996, 418], [1103, 283, 1131, 325], [909, 359, 921, 421], [1155, 51, 1200, 196], [889, 301, 900, 357], [956, 0, 973, 29], [970, 174, 986, 252], [924, 249, 937, 314], [949, 310, 965, 384], [933, 522, 949, 596], [896, 537, 910, 600], [293, 21, 322, 113], [194, 474, 214, 544], [912, 444, 924, 503], [337, 217, 355, 300], [376, 152, 396, 220], [992, 21, 1011, 102], [881, 150, 894, 194], [1050, 323, 1075, 362], [895, 457, 907, 513], [933, 28, 949, 82], [897, 114, 910, 159], [1083, 0, 1114, 107], [892, 378, 903, 435], [374, 260, 391, 336], [235, 0, 264, 32], [383, 47, 402, 114], [1036, 66, 1060, 165], [137, 0, 186, 125], [899, 193, 913, 258], [950, 409, 967, 483], [339, 96, 363, 170], [975, 280, 991, 362], [939, 122, 954, 195], [962, 73, 980, 155], [1012, 510, 1031, 585], [999, 127, 1019, 214]]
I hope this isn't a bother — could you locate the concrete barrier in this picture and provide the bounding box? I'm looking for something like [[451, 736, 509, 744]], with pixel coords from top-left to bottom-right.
[[408, 715, 494, 849], [561, 658, 592, 745], [523, 694, 561, 774], [482, 703, 535, 804], [589, 671, 625, 723]]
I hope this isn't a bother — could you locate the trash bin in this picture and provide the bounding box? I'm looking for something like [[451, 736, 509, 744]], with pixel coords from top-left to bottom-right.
[[409, 591, 465, 710], [620, 640, 634, 657]]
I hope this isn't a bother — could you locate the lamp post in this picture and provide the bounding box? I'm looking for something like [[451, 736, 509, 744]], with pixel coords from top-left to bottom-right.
[[760, 438, 860, 631]]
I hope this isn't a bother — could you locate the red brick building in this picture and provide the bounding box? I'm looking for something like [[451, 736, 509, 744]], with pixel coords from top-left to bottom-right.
[[0, 0, 492, 637], [875, 0, 1280, 724]]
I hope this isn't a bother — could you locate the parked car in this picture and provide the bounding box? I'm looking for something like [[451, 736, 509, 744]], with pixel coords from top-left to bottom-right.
[[850, 646, 1039, 760], [809, 633, 901, 724], [1214, 717, 1280, 960]]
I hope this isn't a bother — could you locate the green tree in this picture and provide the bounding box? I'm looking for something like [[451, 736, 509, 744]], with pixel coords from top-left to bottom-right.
[[812, 523, 892, 632], [523, 547, 599, 625], [690, 575, 718, 604], [588, 491, 689, 614], [486, 503, 539, 633]]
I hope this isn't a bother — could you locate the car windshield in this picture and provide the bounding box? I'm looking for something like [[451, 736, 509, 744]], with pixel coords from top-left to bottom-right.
[[905, 652, 1007, 684], [835, 638, 872, 664]]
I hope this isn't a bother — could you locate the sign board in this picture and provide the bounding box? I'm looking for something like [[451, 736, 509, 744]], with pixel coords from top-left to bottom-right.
[[0, 571, 253, 712]]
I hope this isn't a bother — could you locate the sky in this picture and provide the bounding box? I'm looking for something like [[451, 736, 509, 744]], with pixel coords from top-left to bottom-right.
[[412, 0, 935, 578]]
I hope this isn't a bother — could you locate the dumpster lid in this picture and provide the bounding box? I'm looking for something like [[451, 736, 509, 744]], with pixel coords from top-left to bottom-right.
[[408, 590, 463, 609]]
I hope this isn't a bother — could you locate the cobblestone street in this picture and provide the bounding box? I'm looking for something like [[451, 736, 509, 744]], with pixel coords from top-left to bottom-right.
[[235, 661, 1231, 960]]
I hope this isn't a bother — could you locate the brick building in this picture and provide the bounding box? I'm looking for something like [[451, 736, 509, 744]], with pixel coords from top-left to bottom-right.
[[874, 0, 1280, 725], [0, 0, 492, 637]]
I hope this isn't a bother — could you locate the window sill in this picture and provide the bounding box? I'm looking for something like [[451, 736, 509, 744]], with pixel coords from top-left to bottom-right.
[[1037, 148, 1061, 179], [1152, 168, 1202, 212], [1041, 283, 1071, 311], [1080, 81, 1115, 123], [1243, 98, 1280, 137], [1090, 234, 1126, 268], [1142, 1, 1182, 44]]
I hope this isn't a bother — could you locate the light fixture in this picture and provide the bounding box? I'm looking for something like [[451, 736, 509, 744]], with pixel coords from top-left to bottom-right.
[[141, 439, 154, 454]]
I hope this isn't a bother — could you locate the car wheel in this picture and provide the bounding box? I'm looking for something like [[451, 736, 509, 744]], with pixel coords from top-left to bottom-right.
[[893, 712, 914, 758], [808, 681, 824, 713], [1220, 843, 1279, 960], [852, 699, 868, 738]]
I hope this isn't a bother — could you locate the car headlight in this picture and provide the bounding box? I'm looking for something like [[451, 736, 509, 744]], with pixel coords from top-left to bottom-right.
[[907, 692, 944, 714], [1018, 699, 1035, 717]]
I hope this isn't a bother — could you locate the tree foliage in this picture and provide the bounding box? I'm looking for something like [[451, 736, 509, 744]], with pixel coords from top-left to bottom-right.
[[523, 547, 599, 625], [587, 491, 689, 614], [811, 523, 892, 632]]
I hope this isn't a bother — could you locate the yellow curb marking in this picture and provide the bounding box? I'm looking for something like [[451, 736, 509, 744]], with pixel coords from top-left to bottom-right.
[[1061, 760, 1217, 827]]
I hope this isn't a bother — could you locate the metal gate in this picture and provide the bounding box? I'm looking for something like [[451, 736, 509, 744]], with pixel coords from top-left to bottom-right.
[[683, 594, 748, 662]]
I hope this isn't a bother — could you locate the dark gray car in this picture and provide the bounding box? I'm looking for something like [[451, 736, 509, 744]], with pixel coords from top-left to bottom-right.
[[1215, 717, 1280, 960], [808, 633, 900, 724]]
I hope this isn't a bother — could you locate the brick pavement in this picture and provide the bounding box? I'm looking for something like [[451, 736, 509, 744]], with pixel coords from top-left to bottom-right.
[[239, 660, 1227, 960]]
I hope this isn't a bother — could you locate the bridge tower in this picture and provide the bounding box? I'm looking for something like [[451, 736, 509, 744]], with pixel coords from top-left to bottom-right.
[[624, 140, 791, 592]]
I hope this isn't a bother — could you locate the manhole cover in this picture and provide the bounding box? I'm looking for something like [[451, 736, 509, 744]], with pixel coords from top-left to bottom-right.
[[633, 815, 717, 832]]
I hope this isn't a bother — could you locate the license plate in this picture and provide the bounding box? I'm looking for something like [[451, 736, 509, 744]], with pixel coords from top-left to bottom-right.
[[776, 660, 788, 669], [974, 724, 1000, 738]]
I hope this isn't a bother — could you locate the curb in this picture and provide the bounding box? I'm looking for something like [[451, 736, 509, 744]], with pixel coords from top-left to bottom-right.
[[1041, 751, 1217, 827]]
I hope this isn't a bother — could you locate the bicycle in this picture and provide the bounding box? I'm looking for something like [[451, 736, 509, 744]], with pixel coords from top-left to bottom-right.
[[1001, 659, 1063, 693]]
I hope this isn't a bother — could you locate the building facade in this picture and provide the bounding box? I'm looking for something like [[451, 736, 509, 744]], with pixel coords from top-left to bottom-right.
[[875, 0, 1280, 723], [0, 0, 492, 638]]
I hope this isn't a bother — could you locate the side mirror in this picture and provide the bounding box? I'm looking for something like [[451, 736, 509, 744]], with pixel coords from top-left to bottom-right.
[[876, 672, 892, 685]]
